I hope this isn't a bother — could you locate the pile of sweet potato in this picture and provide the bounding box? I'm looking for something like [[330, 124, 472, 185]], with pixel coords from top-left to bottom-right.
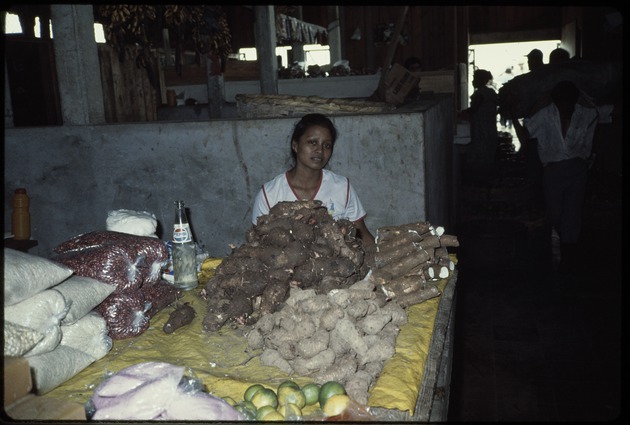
[[201, 201, 372, 332], [246, 273, 405, 405]]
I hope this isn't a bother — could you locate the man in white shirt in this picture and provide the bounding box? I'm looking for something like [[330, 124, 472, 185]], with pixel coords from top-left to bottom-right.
[[511, 80, 611, 273]]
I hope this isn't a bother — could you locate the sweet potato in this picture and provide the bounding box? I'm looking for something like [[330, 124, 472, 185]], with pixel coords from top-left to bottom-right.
[[314, 352, 358, 384], [260, 348, 294, 374], [163, 302, 195, 334], [318, 305, 345, 331], [291, 347, 336, 375], [295, 329, 330, 358], [358, 336, 396, 365], [334, 318, 368, 357], [357, 312, 392, 335]]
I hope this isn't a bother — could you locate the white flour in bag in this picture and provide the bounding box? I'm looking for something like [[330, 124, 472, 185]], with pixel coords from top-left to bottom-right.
[[106, 209, 158, 237]]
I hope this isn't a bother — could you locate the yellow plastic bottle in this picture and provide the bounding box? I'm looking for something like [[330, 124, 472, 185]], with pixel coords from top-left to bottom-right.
[[12, 188, 30, 240]]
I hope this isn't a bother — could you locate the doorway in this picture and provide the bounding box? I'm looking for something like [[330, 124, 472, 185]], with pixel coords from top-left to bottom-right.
[[467, 39, 560, 147]]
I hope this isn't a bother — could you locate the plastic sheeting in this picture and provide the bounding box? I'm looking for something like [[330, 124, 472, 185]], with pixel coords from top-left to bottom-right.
[[43, 259, 453, 418]]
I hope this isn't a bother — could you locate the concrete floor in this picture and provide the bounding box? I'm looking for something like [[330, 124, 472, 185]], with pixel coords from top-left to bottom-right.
[[447, 135, 622, 421]]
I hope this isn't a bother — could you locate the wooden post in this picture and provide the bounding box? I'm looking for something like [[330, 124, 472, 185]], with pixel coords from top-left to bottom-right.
[[206, 53, 223, 119]]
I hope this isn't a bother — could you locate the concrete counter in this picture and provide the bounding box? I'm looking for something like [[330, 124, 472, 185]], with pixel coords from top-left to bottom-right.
[[4, 95, 454, 258]]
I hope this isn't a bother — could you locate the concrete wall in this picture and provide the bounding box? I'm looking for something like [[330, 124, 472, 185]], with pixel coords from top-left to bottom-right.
[[4, 95, 453, 258]]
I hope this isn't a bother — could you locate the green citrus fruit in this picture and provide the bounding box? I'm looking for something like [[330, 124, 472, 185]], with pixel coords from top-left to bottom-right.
[[222, 396, 236, 406], [244, 383, 265, 402], [277, 385, 306, 408], [319, 381, 346, 408], [251, 387, 279, 409], [278, 402, 303, 420], [255, 405, 278, 421], [261, 410, 284, 421], [301, 383, 320, 406], [234, 401, 257, 420], [277, 380, 300, 392], [322, 394, 351, 417]]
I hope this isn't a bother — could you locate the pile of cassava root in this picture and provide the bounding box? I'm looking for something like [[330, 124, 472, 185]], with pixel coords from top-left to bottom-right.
[[372, 221, 459, 306], [200, 200, 458, 403], [201, 200, 371, 332]]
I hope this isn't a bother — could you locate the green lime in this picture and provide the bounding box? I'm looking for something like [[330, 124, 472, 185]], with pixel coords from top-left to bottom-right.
[[277, 380, 300, 392], [278, 402, 303, 420], [301, 383, 320, 406], [244, 383, 265, 402], [261, 410, 284, 421], [277, 385, 306, 408], [222, 396, 236, 406], [255, 405, 278, 421], [234, 401, 257, 420], [319, 381, 346, 408], [240, 400, 256, 412], [322, 394, 351, 417], [251, 387, 279, 409]]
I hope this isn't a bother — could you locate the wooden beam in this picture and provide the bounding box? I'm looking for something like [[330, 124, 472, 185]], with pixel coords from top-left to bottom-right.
[[370, 6, 409, 102]]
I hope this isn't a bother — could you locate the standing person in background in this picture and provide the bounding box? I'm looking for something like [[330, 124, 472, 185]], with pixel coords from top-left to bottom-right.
[[252, 113, 375, 247], [497, 66, 515, 129], [549, 47, 571, 64], [460, 69, 499, 176], [519, 48, 546, 202], [525, 48, 544, 71], [509, 80, 609, 277]]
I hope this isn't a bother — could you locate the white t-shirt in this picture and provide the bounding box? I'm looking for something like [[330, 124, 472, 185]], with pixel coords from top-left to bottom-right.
[[525, 101, 602, 166], [252, 169, 367, 225]]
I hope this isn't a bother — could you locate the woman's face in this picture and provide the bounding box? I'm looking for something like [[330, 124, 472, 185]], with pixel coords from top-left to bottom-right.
[[292, 124, 334, 171]]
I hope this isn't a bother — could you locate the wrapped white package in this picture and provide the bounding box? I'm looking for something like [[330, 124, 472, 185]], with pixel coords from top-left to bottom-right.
[[106, 209, 158, 238]]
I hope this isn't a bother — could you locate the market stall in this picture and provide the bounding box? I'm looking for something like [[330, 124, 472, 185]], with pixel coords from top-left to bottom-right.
[[4, 243, 457, 421], [37, 270, 456, 421]]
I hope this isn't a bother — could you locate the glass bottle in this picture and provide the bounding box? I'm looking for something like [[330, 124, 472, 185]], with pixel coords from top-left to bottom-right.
[[172, 200, 198, 290], [12, 188, 31, 240]]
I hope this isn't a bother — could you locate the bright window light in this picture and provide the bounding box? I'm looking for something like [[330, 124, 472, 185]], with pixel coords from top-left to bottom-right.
[[4, 12, 22, 34], [4, 11, 104, 42], [238, 44, 330, 69], [94, 23, 105, 43]]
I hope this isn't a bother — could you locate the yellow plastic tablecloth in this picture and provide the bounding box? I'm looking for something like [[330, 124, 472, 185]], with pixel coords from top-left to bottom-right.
[[44, 260, 452, 417]]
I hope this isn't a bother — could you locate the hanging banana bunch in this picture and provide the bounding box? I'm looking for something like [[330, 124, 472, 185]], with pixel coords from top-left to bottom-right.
[[193, 6, 232, 60], [98, 5, 156, 60], [97, 5, 233, 76]]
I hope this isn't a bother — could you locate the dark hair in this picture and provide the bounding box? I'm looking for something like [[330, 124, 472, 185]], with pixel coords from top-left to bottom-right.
[[549, 48, 570, 64], [290, 113, 337, 160], [472, 69, 493, 88]]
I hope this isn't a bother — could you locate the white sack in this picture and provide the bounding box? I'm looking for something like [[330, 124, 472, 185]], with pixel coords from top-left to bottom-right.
[[54, 275, 116, 325], [4, 248, 73, 306], [27, 345, 96, 395], [106, 209, 158, 238], [60, 312, 113, 359], [4, 289, 68, 356], [4, 321, 44, 357]]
